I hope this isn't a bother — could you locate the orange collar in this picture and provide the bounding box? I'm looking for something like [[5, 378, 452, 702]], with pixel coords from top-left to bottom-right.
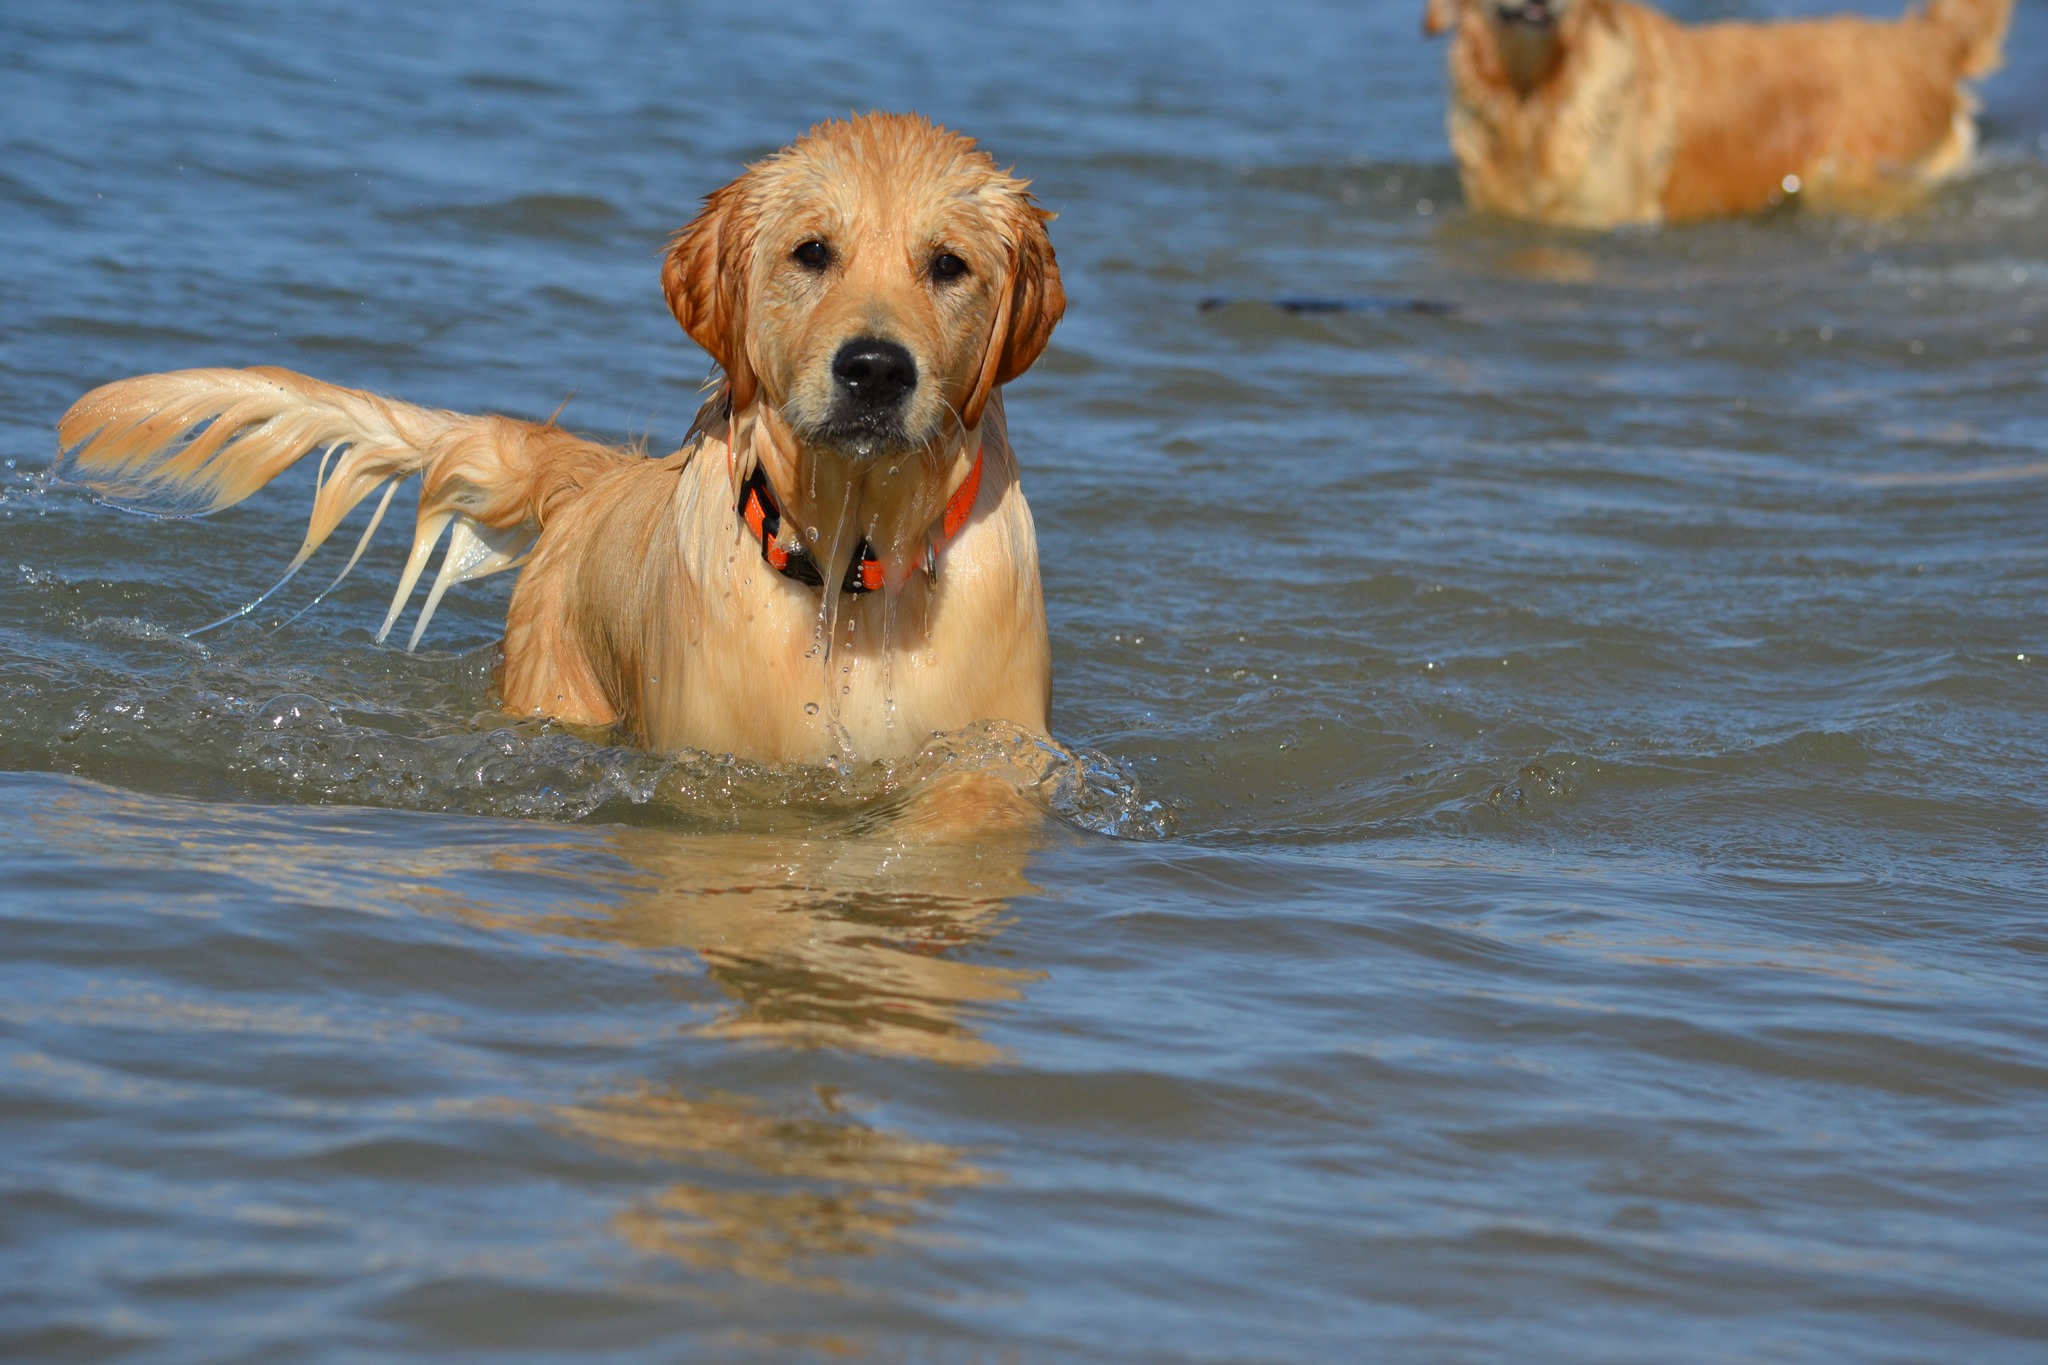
[[737, 445, 983, 594]]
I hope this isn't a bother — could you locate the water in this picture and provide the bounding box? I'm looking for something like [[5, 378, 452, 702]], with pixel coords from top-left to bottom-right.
[[5, 0, 2048, 1358]]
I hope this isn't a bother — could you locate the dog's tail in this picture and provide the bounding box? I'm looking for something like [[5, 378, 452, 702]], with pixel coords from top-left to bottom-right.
[[56, 366, 629, 649], [1925, 0, 2013, 80]]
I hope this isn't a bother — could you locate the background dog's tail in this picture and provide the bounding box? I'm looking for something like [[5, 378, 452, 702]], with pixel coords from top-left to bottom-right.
[[1925, 0, 2014, 80], [56, 366, 629, 649]]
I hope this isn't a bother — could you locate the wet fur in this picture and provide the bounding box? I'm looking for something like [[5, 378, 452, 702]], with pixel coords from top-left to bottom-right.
[[56, 114, 1065, 765], [1424, 0, 2014, 228]]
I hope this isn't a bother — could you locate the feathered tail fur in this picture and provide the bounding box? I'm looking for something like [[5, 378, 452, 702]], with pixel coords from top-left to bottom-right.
[[55, 366, 630, 649], [1925, 0, 2014, 79]]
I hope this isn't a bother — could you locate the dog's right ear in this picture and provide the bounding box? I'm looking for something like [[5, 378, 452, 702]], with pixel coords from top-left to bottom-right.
[[1423, 0, 1462, 36], [662, 180, 759, 412]]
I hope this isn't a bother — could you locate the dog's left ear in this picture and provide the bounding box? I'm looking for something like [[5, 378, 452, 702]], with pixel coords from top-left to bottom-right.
[[663, 179, 760, 412], [962, 197, 1066, 431], [1423, 0, 1462, 37]]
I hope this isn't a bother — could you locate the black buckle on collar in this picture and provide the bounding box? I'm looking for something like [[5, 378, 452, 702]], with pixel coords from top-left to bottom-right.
[[737, 465, 881, 594]]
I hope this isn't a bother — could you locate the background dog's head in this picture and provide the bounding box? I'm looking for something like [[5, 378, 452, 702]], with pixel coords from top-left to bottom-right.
[[663, 113, 1064, 462], [1426, 0, 1603, 95]]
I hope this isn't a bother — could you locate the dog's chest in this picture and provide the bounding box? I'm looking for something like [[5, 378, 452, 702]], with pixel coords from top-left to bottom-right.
[[639, 481, 1050, 764]]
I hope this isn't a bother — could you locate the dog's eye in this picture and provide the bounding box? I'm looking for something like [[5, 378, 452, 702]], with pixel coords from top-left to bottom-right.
[[929, 252, 969, 283], [792, 240, 832, 271]]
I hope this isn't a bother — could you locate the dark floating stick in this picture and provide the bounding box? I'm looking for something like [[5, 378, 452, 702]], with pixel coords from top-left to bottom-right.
[[1197, 295, 1458, 316]]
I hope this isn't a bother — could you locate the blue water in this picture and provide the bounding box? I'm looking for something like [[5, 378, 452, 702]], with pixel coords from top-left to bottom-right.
[[4, 0, 2048, 1359]]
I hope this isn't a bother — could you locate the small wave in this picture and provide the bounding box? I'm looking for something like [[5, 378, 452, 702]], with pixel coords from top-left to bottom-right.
[[26, 679, 1170, 839], [1869, 257, 2046, 293], [390, 194, 625, 244]]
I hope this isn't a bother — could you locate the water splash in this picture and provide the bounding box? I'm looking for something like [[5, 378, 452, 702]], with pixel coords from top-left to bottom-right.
[[17, 661, 1169, 837]]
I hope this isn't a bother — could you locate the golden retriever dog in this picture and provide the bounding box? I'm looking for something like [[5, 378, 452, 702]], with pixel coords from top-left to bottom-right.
[[55, 113, 1065, 768], [1422, 0, 2014, 228]]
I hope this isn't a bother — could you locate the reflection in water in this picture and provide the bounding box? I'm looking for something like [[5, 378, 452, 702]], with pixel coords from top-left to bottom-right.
[[535, 777, 1042, 1286], [554, 1085, 985, 1290], [556, 797, 1045, 1067], [29, 770, 1045, 1291], [1495, 245, 1600, 284]]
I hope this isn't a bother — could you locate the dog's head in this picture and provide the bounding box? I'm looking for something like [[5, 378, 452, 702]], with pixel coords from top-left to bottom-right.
[[1426, 0, 1602, 94], [664, 113, 1063, 462]]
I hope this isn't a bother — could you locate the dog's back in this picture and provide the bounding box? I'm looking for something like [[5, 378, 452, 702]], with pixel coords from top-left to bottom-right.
[[1658, 3, 2003, 220]]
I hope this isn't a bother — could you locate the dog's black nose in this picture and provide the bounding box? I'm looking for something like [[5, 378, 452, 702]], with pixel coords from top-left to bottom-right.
[[831, 337, 917, 408]]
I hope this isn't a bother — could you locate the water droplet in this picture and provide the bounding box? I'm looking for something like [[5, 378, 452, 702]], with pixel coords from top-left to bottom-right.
[[805, 525, 819, 542], [804, 701, 819, 715]]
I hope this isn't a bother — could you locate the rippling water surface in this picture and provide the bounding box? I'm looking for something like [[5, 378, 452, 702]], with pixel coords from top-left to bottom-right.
[[5, 0, 2048, 1359]]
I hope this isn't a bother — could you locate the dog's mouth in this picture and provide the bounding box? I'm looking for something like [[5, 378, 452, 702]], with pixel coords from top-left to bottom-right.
[[802, 408, 917, 463], [1493, 0, 1556, 26]]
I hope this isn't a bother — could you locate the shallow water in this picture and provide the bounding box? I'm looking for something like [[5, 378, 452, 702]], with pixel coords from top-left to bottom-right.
[[6, 0, 2048, 1359]]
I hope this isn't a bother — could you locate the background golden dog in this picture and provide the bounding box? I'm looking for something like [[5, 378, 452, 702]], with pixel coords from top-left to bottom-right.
[[1425, 0, 2014, 227]]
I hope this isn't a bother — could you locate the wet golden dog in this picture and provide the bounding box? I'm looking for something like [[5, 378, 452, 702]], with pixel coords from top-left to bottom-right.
[[1423, 0, 2013, 228], [56, 114, 1065, 767]]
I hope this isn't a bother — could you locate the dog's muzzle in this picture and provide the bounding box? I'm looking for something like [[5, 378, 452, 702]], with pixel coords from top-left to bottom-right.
[[812, 335, 919, 458], [831, 337, 917, 411]]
